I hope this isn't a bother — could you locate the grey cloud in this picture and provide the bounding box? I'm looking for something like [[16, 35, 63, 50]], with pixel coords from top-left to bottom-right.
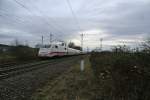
[[0, 0, 150, 48]]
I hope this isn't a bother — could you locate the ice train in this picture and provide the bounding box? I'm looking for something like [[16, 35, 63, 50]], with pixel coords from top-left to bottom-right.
[[38, 42, 81, 57]]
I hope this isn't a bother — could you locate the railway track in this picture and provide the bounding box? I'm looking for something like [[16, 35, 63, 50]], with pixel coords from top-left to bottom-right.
[[0, 62, 17, 68], [0, 55, 83, 100], [0, 57, 77, 80], [0, 60, 41, 68]]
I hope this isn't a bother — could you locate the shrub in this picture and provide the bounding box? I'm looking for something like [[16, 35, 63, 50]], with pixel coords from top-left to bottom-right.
[[10, 45, 39, 61], [90, 52, 150, 100]]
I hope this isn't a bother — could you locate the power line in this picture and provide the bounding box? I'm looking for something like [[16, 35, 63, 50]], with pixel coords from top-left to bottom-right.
[[10, 0, 43, 28], [13, 0, 33, 14], [0, 9, 29, 25], [66, 0, 82, 32], [27, 0, 66, 35], [12, 0, 65, 35]]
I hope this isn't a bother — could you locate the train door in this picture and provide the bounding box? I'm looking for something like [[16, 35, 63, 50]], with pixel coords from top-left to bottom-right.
[[61, 44, 66, 56]]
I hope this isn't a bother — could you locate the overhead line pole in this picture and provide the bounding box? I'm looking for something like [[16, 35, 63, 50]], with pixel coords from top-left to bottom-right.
[[42, 36, 44, 45], [100, 38, 103, 51], [81, 33, 84, 52], [50, 34, 53, 44]]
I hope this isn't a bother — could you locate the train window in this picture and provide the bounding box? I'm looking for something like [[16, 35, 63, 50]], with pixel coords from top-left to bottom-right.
[[62, 43, 64, 46], [45, 45, 51, 48], [55, 45, 58, 48], [41, 45, 45, 48], [44, 45, 46, 48], [65, 48, 66, 50]]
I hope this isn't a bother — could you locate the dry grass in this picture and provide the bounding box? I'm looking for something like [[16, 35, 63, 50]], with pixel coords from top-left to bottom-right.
[[31, 55, 101, 100], [90, 52, 150, 100]]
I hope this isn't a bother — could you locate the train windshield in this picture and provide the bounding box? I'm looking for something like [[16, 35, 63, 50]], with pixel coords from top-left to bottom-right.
[[41, 45, 51, 48]]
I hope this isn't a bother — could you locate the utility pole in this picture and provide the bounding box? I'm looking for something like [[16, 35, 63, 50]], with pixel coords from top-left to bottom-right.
[[87, 47, 89, 53], [50, 33, 53, 44], [100, 38, 103, 51], [25, 40, 28, 46], [42, 36, 44, 45], [81, 33, 84, 52]]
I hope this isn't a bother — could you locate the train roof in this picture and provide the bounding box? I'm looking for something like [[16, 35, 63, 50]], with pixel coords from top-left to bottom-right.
[[68, 47, 81, 51]]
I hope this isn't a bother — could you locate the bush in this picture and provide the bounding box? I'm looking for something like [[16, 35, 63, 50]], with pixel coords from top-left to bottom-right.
[[10, 45, 39, 61], [90, 52, 150, 100]]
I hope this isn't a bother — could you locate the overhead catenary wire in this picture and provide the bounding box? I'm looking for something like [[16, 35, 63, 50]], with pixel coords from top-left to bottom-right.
[[0, 0, 40, 28], [13, 0, 32, 13], [66, 0, 82, 32], [12, 0, 65, 36], [0, 9, 29, 25], [28, 0, 67, 35]]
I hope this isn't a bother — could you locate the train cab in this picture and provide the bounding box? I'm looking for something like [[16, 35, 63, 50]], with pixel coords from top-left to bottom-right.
[[38, 42, 67, 57]]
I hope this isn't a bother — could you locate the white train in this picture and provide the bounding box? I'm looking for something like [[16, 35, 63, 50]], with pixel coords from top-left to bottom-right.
[[38, 42, 81, 57]]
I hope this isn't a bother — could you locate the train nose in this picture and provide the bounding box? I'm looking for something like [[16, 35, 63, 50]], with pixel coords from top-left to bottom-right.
[[48, 51, 55, 57]]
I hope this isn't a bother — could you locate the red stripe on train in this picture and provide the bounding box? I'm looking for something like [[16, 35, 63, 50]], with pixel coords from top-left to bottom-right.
[[48, 52, 66, 56]]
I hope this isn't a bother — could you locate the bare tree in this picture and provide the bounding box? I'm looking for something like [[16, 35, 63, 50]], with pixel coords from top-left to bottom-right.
[[68, 42, 75, 48], [142, 38, 150, 53], [68, 42, 81, 50], [112, 45, 131, 53]]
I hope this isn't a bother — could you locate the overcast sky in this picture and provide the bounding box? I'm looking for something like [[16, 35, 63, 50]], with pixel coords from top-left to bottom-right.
[[0, 0, 150, 50]]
